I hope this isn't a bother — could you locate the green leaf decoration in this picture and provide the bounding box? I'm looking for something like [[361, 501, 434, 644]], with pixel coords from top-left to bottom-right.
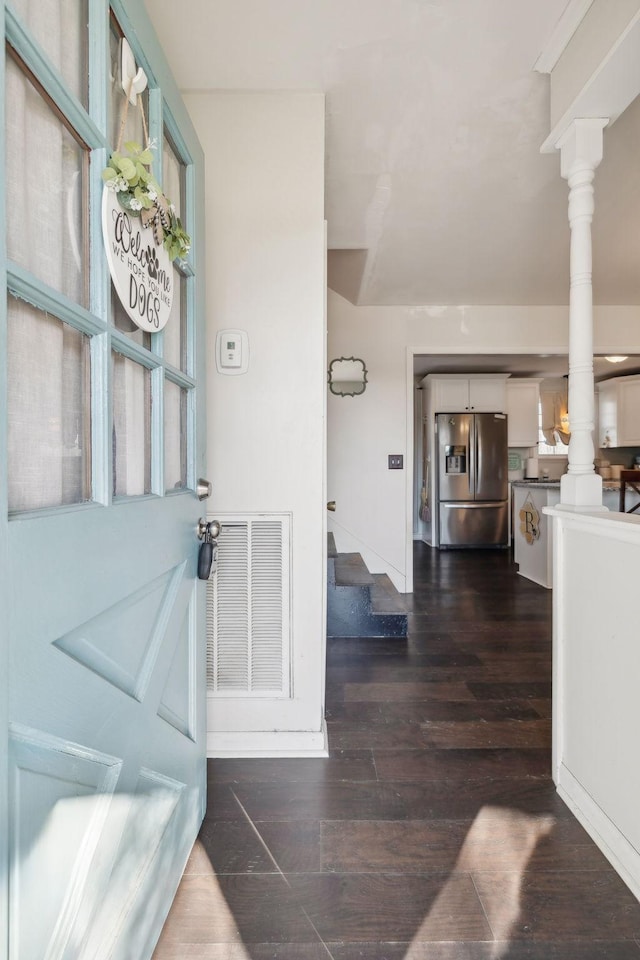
[[134, 185, 153, 209], [102, 167, 117, 182], [124, 140, 143, 155], [138, 149, 154, 165], [116, 157, 137, 180]]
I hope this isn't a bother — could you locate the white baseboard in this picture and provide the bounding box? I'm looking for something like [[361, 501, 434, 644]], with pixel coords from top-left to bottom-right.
[[207, 720, 329, 758], [556, 762, 640, 902]]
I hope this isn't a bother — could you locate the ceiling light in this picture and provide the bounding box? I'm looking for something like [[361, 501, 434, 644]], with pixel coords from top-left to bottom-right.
[[604, 355, 628, 363]]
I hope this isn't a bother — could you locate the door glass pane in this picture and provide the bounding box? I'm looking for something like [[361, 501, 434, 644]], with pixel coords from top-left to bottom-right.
[[164, 380, 187, 492], [109, 25, 150, 150], [163, 269, 186, 371], [111, 287, 152, 349], [162, 132, 187, 371], [5, 52, 87, 306], [112, 353, 151, 497], [7, 295, 91, 513], [163, 130, 184, 220], [11, 0, 88, 107]]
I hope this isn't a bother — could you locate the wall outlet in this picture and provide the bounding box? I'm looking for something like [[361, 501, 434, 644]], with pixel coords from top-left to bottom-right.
[[388, 455, 403, 469]]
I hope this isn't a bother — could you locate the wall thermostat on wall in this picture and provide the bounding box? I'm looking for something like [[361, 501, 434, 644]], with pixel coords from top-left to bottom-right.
[[215, 329, 249, 375]]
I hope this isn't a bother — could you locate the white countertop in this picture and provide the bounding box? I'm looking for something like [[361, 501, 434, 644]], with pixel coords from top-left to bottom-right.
[[512, 479, 631, 491], [511, 479, 560, 489]]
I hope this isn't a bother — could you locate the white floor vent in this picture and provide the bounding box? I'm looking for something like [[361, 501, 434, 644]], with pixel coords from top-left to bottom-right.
[[206, 514, 291, 697]]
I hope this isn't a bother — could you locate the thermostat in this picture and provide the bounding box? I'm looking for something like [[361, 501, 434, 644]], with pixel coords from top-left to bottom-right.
[[215, 329, 249, 375]]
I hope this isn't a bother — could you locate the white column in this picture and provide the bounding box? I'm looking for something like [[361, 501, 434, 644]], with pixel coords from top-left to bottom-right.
[[557, 119, 608, 511]]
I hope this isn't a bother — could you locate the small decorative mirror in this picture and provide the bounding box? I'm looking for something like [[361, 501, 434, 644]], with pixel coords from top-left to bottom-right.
[[328, 357, 368, 397]]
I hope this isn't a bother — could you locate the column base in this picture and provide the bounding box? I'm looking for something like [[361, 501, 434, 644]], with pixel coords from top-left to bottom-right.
[[559, 472, 607, 510]]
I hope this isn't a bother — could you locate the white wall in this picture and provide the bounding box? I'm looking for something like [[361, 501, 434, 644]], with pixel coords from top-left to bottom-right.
[[550, 507, 640, 902], [185, 91, 327, 756], [327, 289, 640, 592]]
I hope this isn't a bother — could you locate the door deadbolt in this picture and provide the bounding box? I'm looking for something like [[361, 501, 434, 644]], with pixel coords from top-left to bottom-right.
[[196, 478, 212, 501]]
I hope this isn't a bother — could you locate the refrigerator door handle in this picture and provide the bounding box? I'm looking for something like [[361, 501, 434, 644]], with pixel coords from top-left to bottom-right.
[[469, 416, 476, 500]]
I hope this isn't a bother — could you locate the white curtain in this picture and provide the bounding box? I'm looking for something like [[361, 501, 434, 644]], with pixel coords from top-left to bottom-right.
[[6, 10, 87, 512], [540, 380, 570, 448], [11, 0, 85, 105]]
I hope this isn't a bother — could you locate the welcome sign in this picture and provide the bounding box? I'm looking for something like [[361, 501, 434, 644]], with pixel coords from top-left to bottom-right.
[[102, 188, 173, 332]]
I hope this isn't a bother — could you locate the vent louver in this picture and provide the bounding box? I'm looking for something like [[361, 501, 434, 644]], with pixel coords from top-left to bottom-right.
[[206, 514, 290, 697]]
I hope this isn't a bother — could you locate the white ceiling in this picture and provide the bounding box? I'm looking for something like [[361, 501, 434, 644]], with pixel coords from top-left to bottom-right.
[[145, 0, 640, 307]]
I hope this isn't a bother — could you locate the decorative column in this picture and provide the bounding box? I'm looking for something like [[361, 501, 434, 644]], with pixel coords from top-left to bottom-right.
[[557, 119, 608, 511]]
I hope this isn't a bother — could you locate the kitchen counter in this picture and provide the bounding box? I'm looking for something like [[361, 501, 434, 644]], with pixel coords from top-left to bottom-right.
[[512, 478, 640, 588], [512, 482, 560, 588]]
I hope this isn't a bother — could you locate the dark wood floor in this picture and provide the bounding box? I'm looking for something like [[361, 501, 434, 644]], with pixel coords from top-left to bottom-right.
[[153, 544, 640, 959]]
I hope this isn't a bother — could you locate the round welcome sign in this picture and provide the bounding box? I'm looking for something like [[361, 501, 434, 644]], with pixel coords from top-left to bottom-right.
[[102, 188, 173, 332]]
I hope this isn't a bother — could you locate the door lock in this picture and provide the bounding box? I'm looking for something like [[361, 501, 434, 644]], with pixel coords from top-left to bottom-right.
[[196, 478, 212, 501]]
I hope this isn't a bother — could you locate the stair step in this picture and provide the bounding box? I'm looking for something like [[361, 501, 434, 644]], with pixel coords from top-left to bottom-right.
[[333, 552, 375, 587], [327, 532, 338, 558], [327, 549, 407, 638], [369, 574, 413, 614]]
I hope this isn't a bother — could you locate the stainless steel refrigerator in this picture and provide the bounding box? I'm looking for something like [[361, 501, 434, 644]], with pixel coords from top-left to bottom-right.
[[436, 412, 508, 548]]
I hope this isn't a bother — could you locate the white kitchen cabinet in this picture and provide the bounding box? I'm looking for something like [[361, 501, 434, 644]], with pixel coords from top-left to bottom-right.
[[598, 375, 640, 447], [422, 375, 508, 413], [506, 379, 541, 446]]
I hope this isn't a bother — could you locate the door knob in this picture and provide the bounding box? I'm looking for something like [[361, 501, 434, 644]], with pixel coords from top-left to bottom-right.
[[197, 517, 221, 540], [327, 501, 336, 512], [196, 478, 212, 500]]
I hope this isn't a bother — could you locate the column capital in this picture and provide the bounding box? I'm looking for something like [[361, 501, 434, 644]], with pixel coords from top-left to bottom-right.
[[557, 119, 608, 180]]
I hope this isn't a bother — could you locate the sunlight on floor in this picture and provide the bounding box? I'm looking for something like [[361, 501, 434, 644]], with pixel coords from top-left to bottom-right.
[[403, 805, 555, 958]]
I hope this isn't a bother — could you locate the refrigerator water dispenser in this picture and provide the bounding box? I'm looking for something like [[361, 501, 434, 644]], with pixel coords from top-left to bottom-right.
[[445, 445, 467, 475]]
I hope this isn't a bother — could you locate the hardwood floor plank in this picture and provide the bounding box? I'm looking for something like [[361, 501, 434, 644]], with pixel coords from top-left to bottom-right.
[[328, 944, 640, 960], [343, 681, 476, 702], [379, 700, 542, 722], [288, 873, 493, 942], [327, 660, 551, 684], [473, 870, 640, 940], [327, 720, 429, 750], [373, 747, 551, 781], [223, 777, 572, 823], [468, 682, 552, 701], [155, 875, 321, 945], [321, 817, 612, 875], [185, 820, 321, 875], [421, 719, 552, 749], [208, 751, 375, 784], [153, 946, 334, 959]]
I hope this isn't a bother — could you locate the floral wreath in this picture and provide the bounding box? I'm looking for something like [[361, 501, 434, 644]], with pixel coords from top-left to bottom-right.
[[102, 140, 190, 262], [101, 80, 190, 263]]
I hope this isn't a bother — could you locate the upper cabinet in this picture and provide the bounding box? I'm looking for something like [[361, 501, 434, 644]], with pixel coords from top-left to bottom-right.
[[422, 375, 508, 414], [598, 375, 640, 447], [506, 379, 541, 447]]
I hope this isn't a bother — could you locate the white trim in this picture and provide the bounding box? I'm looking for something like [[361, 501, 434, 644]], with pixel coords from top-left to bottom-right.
[[404, 347, 415, 594], [541, 9, 640, 153], [557, 763, 640, 903], [533, 0, 595, 74], [207, 720, 329, 758]]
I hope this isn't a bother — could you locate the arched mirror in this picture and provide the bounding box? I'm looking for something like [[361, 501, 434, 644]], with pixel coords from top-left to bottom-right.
[[328, 356, 368, 397]]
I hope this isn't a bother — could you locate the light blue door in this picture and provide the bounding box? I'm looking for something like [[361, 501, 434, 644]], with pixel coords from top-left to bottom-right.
[[0, 3, 207, 958]]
